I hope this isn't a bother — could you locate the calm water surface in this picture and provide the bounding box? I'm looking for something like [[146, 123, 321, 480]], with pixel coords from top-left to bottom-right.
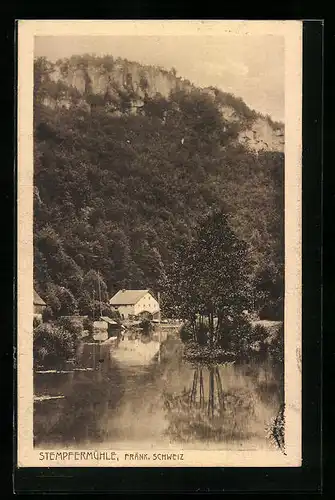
[[34, 333, 283, 450]]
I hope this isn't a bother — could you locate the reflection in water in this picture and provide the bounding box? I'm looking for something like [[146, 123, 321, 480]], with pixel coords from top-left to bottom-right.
[[163, 361, 273, 445], [34, 334, 283, 450], [188, 366, 225, 417]]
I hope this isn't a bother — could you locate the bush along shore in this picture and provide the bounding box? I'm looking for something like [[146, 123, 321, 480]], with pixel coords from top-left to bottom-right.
[[180, 321, 283, 365], [33, 316, 97, 370]]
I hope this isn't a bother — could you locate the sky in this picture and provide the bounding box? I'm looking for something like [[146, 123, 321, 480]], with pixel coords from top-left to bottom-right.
[[35, 35, 284, 122]]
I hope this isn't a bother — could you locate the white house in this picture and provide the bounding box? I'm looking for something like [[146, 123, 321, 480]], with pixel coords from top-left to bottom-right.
[[109, 289, 160, 320]]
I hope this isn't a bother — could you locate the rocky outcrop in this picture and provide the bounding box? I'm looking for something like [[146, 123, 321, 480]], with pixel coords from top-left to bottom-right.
[[38, 56, 284, 153], [238, 117, 284, 152], [48, 59, 189, 101]]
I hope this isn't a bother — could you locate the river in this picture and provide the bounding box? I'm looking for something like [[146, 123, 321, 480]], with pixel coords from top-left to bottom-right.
[[34, 332, 284, 451]]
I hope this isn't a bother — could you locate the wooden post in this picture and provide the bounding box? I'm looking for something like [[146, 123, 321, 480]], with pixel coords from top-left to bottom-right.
[[92, 342, 96, 370], [189, 368, 198, 406], [193, 367, 199, 406], [97, 343, 102, 382], [215, 367, 224, 413], [208, 367, 215, 418], [98, 270, 102, 318], [199, 368, 204, 409]]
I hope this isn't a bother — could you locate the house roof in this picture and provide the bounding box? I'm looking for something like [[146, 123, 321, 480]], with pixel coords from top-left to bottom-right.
[[34, 290, 46, 306], [109, 289, 150, 306], [100, 316, 119, 325]]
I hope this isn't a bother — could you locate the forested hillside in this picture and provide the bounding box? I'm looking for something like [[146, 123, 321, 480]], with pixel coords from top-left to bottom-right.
[[33, 55, 284, 320]]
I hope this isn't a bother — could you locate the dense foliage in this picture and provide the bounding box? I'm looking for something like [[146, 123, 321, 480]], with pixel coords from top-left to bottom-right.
[[33, 321, 79, 368], [161, 210, 254, 351], [33, 55, 284, 320]]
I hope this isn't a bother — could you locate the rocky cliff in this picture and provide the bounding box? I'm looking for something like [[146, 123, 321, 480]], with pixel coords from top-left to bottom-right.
[[35, 54, 284, 153], [239, 117, 284, 152], [50, 57, 190, 99]]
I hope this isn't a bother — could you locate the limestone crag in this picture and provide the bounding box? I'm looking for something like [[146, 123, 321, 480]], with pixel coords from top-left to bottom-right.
[[38, 55, 284, 153], [49, 59, 190, 100], [238, 117, 284, 152]]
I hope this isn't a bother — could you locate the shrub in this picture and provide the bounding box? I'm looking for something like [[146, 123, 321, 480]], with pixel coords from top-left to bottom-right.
[[268, 323, 284, 363], [111, 309, 121, 322], [218, 315, 254, 358], [195, 323, 209, 346], [143, 95, 170, 119], [33, 322, 76, 369], [56, 316, 83, 343], [252, 324, 269, 343], [259, 298, 284, 321], [179, 323, 193, 343], [251, 324, 269, 350], [42, 306, 53, 322], [83, 317, 94, 334], [101, 55, 115, 72], [248, 324, 270, 360], [139, 318, 153, 335], [101, 304, 118, 319], [33, 315, 42, 328]]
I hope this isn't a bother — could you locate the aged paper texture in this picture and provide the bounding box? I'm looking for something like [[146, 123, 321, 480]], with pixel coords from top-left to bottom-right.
[[17, 20, 302, 467]]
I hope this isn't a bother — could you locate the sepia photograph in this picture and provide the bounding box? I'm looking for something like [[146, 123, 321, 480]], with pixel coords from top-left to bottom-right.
[[17, 20, 302, 468]]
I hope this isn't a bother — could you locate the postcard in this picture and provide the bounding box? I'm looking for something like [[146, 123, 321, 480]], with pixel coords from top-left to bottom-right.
[[17, 20, 302, 467]]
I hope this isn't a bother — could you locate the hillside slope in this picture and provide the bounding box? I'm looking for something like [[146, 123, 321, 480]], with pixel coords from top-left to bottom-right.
[[33, 54, 284, 320]]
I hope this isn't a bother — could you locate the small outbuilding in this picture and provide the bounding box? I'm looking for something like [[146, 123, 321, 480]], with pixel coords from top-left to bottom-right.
[[34, 290, 46, 316], [100, 316, 122, 338]]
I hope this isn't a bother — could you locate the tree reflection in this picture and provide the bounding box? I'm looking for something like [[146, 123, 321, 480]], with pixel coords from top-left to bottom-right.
[[188, 365, 224, 419]]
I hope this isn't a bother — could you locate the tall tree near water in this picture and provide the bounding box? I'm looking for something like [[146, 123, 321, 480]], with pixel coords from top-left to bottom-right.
[[162, 210, 253, 348]]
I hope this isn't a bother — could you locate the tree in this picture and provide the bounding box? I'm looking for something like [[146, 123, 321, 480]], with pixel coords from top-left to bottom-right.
[[44, 283, 62, 316], [143, 95, 170, 119], [162, 210, 253, 350], [254, 262, 284, 320], [57, 286, 78, 316], [34, 57, 54, 102], [78, 270, 111, 318], [82, 269, 108, 302], [44, 283, 77, 317], [133, 242, 164, 289]]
